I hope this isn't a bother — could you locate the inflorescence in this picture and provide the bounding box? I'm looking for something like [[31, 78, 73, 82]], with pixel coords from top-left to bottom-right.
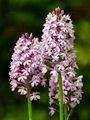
[[41, 8, 83, 115], [9, 8, 83, 116], [9, 33, 47, 100]]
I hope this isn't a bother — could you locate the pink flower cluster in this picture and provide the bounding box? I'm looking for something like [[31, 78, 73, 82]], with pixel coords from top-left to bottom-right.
[[9, 33, 47, 100], [9, 7, 83, 116], [41, 8, 83, 115]]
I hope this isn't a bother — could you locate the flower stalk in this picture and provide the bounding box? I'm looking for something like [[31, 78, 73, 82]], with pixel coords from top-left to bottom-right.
[[58, 73, 63, 120], [26, 79, 32, 120], [67, 109, 73, 120], [64, 106, 68, 120]]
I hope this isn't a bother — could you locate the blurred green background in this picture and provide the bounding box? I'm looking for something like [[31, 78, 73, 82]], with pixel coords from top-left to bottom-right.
[[0, 0, 90, 120]]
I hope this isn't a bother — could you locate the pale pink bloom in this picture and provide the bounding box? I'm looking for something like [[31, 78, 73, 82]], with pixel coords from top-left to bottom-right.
[[9, 33, 47, 99], [41, 7, 83, 115], [30, 92, 40, 101], [49, 107, 56, 116]]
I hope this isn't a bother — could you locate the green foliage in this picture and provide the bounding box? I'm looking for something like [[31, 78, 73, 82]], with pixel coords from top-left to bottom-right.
[[75, 20, 90, 66]]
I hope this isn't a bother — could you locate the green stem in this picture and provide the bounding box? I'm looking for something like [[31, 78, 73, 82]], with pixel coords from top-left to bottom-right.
[[64, 106, 68, 120], [67, 109, 73, 120], [58, 73, 63, 120], [26, 80, 32, 120]]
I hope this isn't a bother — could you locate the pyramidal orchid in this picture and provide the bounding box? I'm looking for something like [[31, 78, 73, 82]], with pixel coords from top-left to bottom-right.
[[9, 33, 47, 98], [9, 8, 83, 120], [9, 33, 47, 120], [41, 8, 83, 119]]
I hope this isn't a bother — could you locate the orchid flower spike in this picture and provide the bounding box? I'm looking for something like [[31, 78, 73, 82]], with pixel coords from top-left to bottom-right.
[[9, 33, 47, 100], [41, 8, 83, 115]]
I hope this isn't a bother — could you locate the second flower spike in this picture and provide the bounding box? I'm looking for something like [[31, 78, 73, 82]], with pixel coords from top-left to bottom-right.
[[41, 8, 83, 115]]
